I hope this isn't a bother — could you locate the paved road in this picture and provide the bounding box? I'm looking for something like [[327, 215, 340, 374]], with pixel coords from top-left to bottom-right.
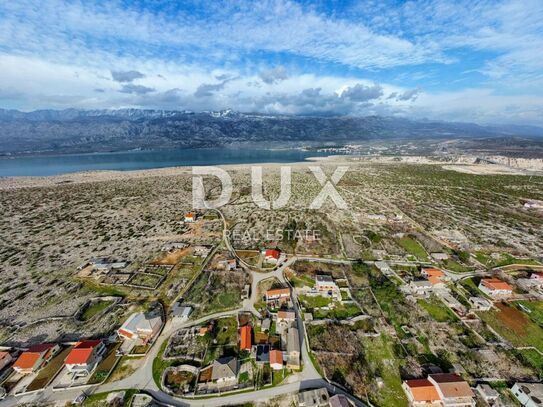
[[1, 212, 366, 407]]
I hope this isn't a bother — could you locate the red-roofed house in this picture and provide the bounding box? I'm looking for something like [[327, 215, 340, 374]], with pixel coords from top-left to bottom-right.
[[184, 212, 196, 223], [478, 278, 513, 297], [64, 340, 106, 376], [270, 350, 283, 370], [428, 373, 475, 406], [12, 343, 60, 374], [265, 287, 290, 303], [531, 272, 543, 281], [0, 351, 13, 371], [240, 326, 252, 351], [422, 268, 446, 286], [264, 249, 280, 264], [402, 379, 441, 406]]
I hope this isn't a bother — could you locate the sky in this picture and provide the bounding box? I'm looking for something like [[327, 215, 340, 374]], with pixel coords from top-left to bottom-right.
[[0, 0, 543, 125]]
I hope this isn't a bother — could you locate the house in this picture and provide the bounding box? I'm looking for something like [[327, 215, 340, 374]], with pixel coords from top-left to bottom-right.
[[184, 212, 196, 223], [476, 384, 499, 404], [431, 253, 449, 261], [297, 388, 330, 407], [511, 383, 543, 407], [329, 394, 353, 407], [270, 350, 283, 370], [422, 268, 446, 286], [117, 312, 163, 344], [277, 310, 296, 323], [478, 278, 513, 298], [239, 325, 252, 351], [315, 275, 339, 293], [266, 287, 290, 303], [0, 351, 13, 371], [198, 325, 212, 336], [64, 340, 106, 376], [286, 327, 300, 369], [172, 304, 192, 321], [402, 379, 442, 406], [264, 249, 280, 263], [211, 356, 238, 384], [531, 272, 543, 281], [255, 344, 270, 363], [469, 297, 492, 311], [428, 373, 476, 407], [13, 343, 60, 374], [409, 280, 434, 297], [218, 258, 237, 271]]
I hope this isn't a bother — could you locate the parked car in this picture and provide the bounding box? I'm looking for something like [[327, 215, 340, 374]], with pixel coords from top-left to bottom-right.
[[72, 393, 86, 405]]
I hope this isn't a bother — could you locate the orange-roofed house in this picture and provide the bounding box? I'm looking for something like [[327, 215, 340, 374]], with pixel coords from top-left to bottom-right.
[[478, 278, 513, 297], [265, 287, 290, 303], [184, 212, 196, 223], [240, 326, 252, 351], [428, 373, 475, 406], [264, 249, 281, 264], [402, 379, 442, 406], [0, 351, 13, 371], [64, 340, 106, 376], [422, 268, 446, 286], [270, 350, 283, 370], [12, 343, 60, 374]]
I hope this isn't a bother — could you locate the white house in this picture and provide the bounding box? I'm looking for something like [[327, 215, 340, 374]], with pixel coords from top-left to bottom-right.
[[117, 312, 163, 344], [211, 356, 238, 385], [315, 275, 339, 293], [64, 340, 106, 376], [511, 382, 543, 407], [478, 278, 513, 298]]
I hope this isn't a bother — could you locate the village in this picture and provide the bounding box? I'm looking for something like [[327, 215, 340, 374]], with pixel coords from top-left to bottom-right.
[[0, 161, 543, 407]]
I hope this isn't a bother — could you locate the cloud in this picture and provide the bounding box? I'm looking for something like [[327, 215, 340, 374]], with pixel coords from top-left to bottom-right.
[[341, 84, 383, 102], [396, 88, 421, 101], [111, 70, 145, 83], [259, 66, 288, 84], [119, 84, 155, 94], [194, 78, 232, 98]]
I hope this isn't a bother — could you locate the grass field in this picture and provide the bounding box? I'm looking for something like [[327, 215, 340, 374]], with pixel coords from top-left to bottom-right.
[[397, 236, 428, 260], [364, 335, 408, 407], [80, 299, 114, 321], [478, 302, 543, 352], [516, 348, 543, 377], [418, 298, 458, 322], [516, 300, 543, 327]]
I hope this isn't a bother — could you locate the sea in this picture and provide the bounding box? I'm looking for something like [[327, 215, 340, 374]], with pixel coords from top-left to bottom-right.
[[0, 147, 337, 177]]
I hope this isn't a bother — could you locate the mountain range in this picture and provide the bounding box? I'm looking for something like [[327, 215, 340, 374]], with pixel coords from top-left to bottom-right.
[[0, 108, 541, 156]]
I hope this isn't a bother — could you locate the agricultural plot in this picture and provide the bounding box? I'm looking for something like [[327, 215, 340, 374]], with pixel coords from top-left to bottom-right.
[[184, 267, 249, 317], [298, 294, 362, 320], [203, 317, 239, 365], [478, 302, 543, 352], [307, 323, 407, 407]]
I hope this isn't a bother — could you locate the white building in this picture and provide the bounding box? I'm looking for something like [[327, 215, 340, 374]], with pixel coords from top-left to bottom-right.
[[511, 383, 543, 407], [469, 297, 492, 311], [315, 275, 339, 293], [478, 278, 513, 298], [117, 312, 163, 344]]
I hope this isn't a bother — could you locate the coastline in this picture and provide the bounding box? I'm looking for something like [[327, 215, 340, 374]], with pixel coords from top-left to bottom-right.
[[0, 155, 353, 190]]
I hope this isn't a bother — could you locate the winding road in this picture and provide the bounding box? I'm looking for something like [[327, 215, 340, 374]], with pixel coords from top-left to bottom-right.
[[1, 209, 366, 407]]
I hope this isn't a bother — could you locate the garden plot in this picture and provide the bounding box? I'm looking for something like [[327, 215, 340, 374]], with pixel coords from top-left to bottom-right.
[[165, 327, 209, 362], [184, 267, 250, 318], [307, 323, 407, 407]]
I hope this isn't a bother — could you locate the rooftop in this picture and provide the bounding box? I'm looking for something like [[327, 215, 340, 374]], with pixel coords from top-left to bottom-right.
[[481, 278, 513, 291]]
